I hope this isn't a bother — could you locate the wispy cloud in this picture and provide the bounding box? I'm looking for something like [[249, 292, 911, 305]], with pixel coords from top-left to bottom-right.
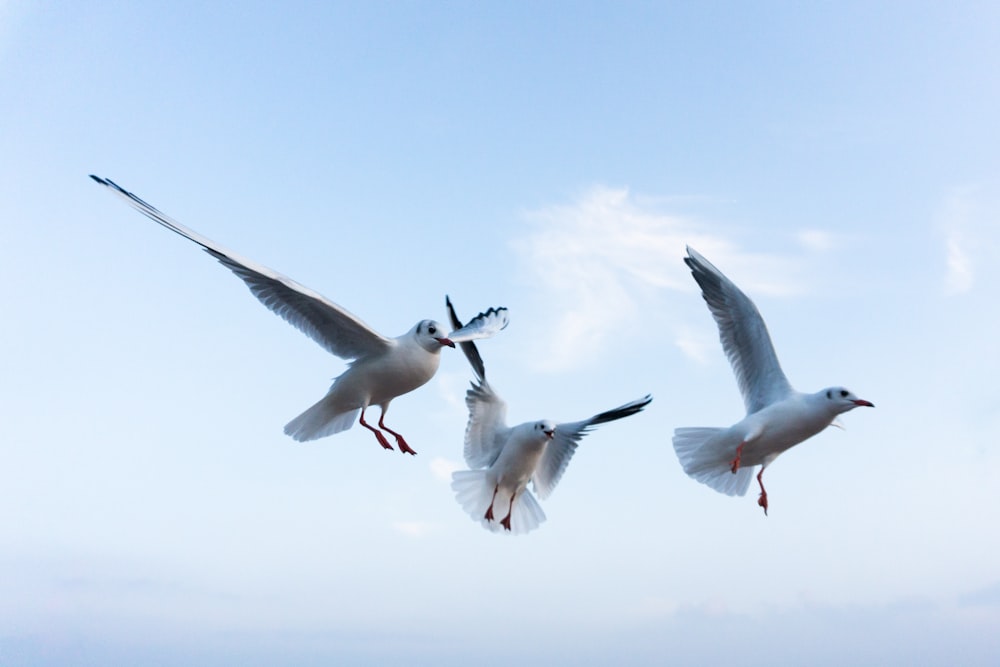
[[391, 521, 437, 538], [940, 181, 1000, 295], [511, 186, 806, 371], [429, 457, 462, 482]]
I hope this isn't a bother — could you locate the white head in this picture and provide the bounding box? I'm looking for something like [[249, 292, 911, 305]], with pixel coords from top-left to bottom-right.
[[821, 387, 875, 414], [411, 320, 455, 352], [532, 420, 556, 441]]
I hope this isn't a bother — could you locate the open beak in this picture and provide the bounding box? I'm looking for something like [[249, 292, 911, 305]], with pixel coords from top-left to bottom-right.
[[853, 399, 874, 407], [544, 429, 555, 440], [435, 337, 456, 348]]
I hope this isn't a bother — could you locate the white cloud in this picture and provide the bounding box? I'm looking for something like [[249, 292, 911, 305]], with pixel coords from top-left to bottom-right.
[[391, 521, 436, 538], [511, 185, 807, 371], [940, 180, 1000, 295], [429, 457, 462, 481], [796, 229, 838, 252]]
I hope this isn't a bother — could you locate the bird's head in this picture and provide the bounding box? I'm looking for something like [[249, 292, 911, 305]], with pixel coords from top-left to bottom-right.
[[533, 420, 556, 440], [412, 319, 455, 351], [822, 387, 874, 414]]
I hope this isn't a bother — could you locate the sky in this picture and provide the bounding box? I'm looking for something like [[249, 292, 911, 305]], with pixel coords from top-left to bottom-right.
[[2, 1, 1000, 664]]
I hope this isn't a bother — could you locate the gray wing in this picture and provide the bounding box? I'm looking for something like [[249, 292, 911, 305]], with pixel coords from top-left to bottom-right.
[[445, 296, 486, 381], [446, 296, 509, 467], [92, 176, 393, 360], [448, 306, 509, 344], [463, 378, 511, 468], [533, 395, 652, 499], [685, 246, 793, 414]]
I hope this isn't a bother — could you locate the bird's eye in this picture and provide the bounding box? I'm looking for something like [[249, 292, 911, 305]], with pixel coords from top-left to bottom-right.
[[840, 390, 849, 398], [428, 325, 436, 335]]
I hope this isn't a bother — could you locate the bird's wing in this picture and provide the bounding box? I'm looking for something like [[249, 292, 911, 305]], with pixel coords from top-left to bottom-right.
[[448, 305, 509, 344], [533, 395, 652, 499], [685, 247, 793, 414], [92, 176, 393, 360], [463, 378, 511, 469], [445, 295, 486, 382]]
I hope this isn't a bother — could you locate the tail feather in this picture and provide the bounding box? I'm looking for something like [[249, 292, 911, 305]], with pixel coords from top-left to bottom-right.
[[284, 395, 359, 442], [672, 427, 753, 497], [451, 470, 546, 535]]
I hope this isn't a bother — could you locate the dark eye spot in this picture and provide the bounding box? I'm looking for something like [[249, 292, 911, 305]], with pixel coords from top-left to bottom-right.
[[826, 390, 832, 399], [840, 390, 849, 398], [428, 325, 436, 335]]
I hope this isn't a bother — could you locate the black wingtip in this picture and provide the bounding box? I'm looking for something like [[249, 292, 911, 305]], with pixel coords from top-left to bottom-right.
[[444, 296, 487, 382], [589, 394, 653, 425]]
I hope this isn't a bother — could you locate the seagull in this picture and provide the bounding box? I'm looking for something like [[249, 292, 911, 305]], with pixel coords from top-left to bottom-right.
[[447, 297, 651, 534], [673, 247, 874, 514], [91, 175, 509, 455]]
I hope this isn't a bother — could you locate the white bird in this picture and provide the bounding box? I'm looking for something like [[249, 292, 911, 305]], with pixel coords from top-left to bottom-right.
[[447, 298, 652, 534], [673, 247, 874, 514], [91, 176, 509, 455]]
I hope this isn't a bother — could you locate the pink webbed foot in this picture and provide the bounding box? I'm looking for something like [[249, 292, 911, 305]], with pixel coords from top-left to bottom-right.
[[379, 414, 417, 455], [359, 409, 394, 451], [730, 442, 746, 474], [484, 484, 499, 522], [756, 469, 769, 516], [499, 492, 516, 531]]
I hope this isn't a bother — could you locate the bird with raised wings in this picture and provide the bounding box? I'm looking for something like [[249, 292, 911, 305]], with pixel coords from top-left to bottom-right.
[[91, 176, 509, 455], [673, 247, 874, 513], [447, 298, 651, 534]]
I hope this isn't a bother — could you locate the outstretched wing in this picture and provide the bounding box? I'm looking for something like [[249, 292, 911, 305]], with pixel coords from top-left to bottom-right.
[[685, 247, 793, 414], [445, 295, 487, 382], [533, 395, 652, 499], [463, 378, 511, 469], [91, 176, 393, 360]]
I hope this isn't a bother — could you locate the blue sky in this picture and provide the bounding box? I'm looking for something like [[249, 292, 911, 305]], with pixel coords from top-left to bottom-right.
[[2, 1, 999, 664]]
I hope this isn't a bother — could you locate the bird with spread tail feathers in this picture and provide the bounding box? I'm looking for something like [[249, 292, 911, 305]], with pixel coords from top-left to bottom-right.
[[447, 297, 651, 534], [673, 247, 874, 514], [91, 175, 509, 455]]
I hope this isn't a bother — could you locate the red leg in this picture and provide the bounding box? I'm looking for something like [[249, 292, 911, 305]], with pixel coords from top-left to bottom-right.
[[484, 484, 499, 522], [359, 407, 393, 451], [730, 441, 746, 473], [500, 490, 516, 532], [756, 468, 769, 515], [378, 412, 417, 456]]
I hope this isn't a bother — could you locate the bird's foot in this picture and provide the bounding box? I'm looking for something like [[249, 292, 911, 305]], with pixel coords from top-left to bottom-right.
[[500, 513, 512, 531], [484, 504, 495, 522], [393, 435, 417, 456], [757, 490, 768, 515], [730, 442, 745, 474], [374, 431, 394, 451]]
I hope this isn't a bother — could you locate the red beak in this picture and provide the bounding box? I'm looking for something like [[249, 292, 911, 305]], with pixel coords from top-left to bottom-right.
[[436, 337, 456, 348], [853, 399, 874, 407]]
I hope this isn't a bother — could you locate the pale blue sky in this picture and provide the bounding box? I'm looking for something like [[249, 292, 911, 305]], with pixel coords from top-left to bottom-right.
[[2, 2, 999, 665]]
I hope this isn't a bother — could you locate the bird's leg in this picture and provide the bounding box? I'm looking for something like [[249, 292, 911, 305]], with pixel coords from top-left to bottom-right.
[[500, 490, 516, 532], [756, 468, 769, 515], [359, 408, 393, 451], [730, 441, 746, 473], [484, 484, 500, 522], [377, 411, 417, 456]]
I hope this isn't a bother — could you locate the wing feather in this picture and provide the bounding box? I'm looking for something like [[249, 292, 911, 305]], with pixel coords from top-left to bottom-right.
[[91, 176, 392, 360], [685, 247, 793, 414], [533, 395, 652, 499]]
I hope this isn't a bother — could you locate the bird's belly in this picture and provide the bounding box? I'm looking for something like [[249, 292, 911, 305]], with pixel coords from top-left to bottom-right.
[[739, 414, 829, 466]]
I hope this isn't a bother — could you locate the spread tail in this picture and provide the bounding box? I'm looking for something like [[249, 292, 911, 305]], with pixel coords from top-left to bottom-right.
[[672, 427, 753, 496], [284, 394, 359, 442], [451, 470, 546, 535]]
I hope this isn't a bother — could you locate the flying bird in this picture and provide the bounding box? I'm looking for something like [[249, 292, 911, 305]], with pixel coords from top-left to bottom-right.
[[673, 247, 874, 514], [90, 175, 509, 455], [447, 297, 651, 534]]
